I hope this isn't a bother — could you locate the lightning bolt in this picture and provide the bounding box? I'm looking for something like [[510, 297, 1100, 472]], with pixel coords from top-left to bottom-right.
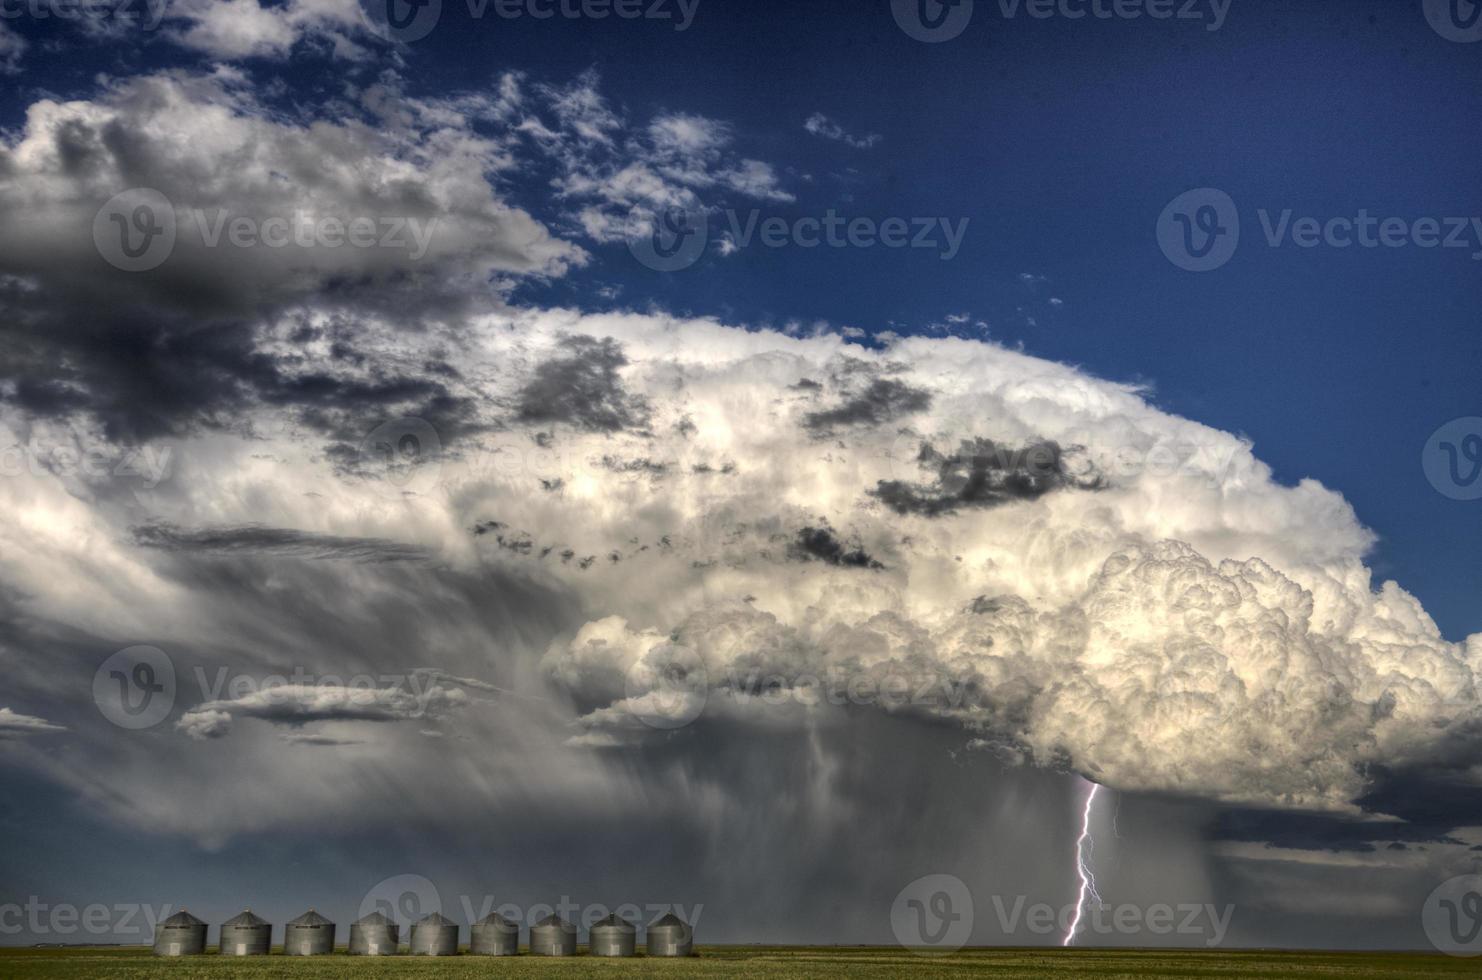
[[1062, 779, 1103, 947]]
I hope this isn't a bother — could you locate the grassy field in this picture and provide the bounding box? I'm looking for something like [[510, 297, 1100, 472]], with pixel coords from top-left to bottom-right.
[[0, 945, 1476, 979]]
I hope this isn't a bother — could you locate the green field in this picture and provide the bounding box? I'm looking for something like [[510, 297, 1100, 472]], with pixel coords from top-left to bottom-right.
[[0, 945, 1475, 979]]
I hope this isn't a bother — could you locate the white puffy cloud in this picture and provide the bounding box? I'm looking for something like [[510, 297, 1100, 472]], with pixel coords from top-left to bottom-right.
[[0, 68, 585, 310], [1, 305, 1472, 824], [165, 0, 369, 60]]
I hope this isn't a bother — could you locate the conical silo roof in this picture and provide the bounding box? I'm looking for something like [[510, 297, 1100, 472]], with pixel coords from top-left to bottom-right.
[[289, 909, 334, 927], [593, 913, 636, 931], [355, 911, 395, 926], [415, 911, 456, 927], [160, 910, 204, 927], [533, 913, 573, 928], [651, 912, 688, 927], [475, 912, 518, 927], [222, 910, 268, 927]]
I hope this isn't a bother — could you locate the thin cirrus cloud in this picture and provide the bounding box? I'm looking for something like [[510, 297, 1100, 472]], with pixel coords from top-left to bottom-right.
[[803, 112, 882, 149]]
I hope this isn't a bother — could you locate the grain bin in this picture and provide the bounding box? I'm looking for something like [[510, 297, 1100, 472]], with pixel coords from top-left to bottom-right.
[[590, 912, 636, 957], [529, 913, 576, 955], [409, 911, 459, 955], [646, 912, 693, 956], [284, 908, 335, 956], [469, 911, 519, 956], [153, 909, 206, 956], [349, 911, 399, 955], [218, 909, 271, 956]]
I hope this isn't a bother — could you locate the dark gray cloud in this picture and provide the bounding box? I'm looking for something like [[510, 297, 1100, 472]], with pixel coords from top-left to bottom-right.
[[803, 378, 931, 433], [871, 438, 1102, 517], [133, 522, 431, 563], [787, 526, 884, 569], [516, 336, 651, 432]]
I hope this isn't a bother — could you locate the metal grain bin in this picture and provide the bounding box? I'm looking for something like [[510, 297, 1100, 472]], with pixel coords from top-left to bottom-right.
[[590, 912, 636, 957], [349, 911, 399, 955], [409, 911, 459, 956], [284, 908, 335, 956], [469, 912, 519, 956], [153, 909, 206, 956], [218, 909, 271, 956], [529, 913, 576, 956], [646, 912, 693, 957]]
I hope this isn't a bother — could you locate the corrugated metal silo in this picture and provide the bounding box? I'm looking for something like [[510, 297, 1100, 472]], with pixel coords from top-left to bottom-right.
[[409, 911, 459, 955], [348, 911, 399, 955], [646, 912, 694, 956], [284, 908, 335, 956], [529, 913, 576, 955], [218, 909, 271, 956], [469, 911, 519, 956], [153, 909, 206, 956], [590, 912, 636, 957]]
